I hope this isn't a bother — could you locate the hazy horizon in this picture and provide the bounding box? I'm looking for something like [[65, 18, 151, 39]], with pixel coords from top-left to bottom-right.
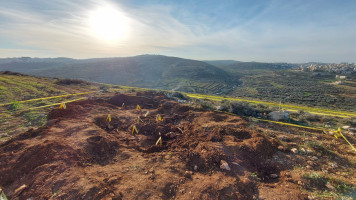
[[1, 0, 356, 63]]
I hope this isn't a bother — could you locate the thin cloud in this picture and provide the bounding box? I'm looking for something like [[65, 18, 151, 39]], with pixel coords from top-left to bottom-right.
[[0, 0, 355, 62]]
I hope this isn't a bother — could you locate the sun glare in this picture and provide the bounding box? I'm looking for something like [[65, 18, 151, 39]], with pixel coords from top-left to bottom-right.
[[88, 5, 129, 43]]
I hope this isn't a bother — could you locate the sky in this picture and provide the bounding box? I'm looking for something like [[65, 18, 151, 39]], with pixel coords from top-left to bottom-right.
[[0, 0, 356, 63]]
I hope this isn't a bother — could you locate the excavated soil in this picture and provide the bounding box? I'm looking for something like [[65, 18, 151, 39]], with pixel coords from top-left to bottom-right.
[[0, 92, 315, 199]]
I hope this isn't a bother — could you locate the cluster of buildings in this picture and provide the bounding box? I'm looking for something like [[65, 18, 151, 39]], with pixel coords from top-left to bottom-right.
[[298, 63, 356, 74]]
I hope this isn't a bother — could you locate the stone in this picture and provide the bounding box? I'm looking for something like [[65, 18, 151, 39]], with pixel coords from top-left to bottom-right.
[[193, 165, 198, 171], [300, 148, 306, 154], [291, 148, 298, 154], [277, 145, 285, 151], [270, 174, 278, 179], [150, 174, 155, 180], [220, 160, 230, 171], [311, 156, 318, 160], [184, 171, 192, 179]]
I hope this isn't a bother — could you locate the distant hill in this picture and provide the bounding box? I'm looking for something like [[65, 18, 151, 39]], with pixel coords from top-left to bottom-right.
[[203, 60, 241, 67], [0, 55, 240, 94]]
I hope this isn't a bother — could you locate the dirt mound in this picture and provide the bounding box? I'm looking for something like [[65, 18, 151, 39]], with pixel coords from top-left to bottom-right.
[[48, 100, 92, 120], [85, 136, 119, 165], [0, 93, 312, 199], [107, 93, 163, 108]]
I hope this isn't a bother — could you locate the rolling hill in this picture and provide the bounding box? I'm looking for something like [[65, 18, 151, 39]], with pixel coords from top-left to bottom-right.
[[0, 55, 240, 94]]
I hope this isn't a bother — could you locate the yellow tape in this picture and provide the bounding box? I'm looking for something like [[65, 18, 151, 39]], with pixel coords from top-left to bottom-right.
[[333, 128, 356, 152], [190, 94, 356, 117], [27, 98, 86, 110], [256, 118, 325, 131], [0, 91, 96, 107]]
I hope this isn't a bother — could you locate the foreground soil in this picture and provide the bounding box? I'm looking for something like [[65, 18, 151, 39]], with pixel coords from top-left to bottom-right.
[[0, 92, 354, 199]]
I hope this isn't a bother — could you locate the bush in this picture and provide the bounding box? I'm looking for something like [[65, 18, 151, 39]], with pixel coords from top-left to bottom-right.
[[55, 78, 89, 85], [8, 101, 21, 111], [172, 92, 188, 100], [228, 101, 260, 117]]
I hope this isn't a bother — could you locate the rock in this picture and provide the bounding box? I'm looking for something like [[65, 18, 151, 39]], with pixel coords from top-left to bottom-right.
[[291, 148, 298, 154], [312, 156, 318, 160], [277, 145, 285, 151], [306, 149, 313, 154], [184, 171, 192, 179], [220, 160, 230, 171], [342, 126, 350, 130], [300, 148, 306, 154], [297, 181, 303, 185], [270, 174, 278, 179], [328, 162, 337, 168], [193, 165, 198, 171], [150, 174, 155, 180]]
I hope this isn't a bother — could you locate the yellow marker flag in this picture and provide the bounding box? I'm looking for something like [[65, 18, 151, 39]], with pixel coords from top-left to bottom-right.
[[137, 116, 143, 124], [156, 114, 162, 121], [132, 125, 138, 135], [136, 105, 141, 111], [58, 102, 66, 109], [155, 136, 162, 147], [334, 128, 342, 138], [106, 114, 111, 123]]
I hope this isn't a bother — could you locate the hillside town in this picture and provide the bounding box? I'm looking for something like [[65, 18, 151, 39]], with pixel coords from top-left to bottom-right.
[[299, 63, 356, 74]]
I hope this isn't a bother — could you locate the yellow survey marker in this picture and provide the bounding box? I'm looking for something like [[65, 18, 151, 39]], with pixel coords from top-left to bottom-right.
[[136, 105, 141, 111], [155, 136, 162, 147], [132, 125, 138, 135], [106, 114, 111, 123], [137, 116, 143, 124], [156, 114, 162, 121], [58, 102, 66, 109]]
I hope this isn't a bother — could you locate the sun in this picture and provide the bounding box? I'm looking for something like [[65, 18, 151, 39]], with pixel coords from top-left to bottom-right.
[[88, 5, 129, 43]]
